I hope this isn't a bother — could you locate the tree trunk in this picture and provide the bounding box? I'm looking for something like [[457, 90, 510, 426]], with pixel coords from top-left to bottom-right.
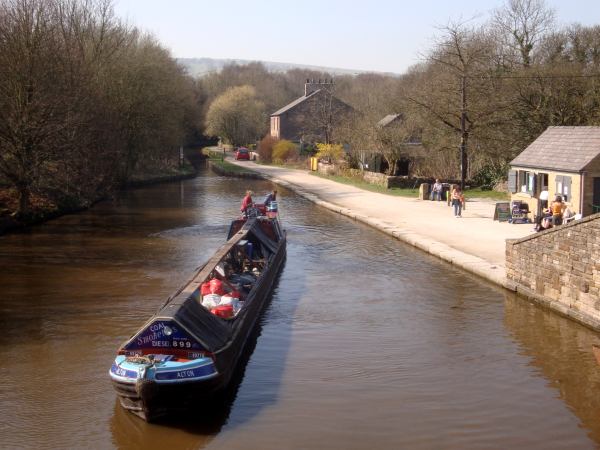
[[460, 76, 468, 189], [18, 185, 30, 217]]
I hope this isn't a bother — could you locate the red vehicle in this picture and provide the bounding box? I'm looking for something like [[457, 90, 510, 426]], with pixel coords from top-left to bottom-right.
[[235, 147, 250, 160]]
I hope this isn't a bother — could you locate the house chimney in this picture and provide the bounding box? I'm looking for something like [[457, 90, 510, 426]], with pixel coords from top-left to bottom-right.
[[305, 79, 317, 96]]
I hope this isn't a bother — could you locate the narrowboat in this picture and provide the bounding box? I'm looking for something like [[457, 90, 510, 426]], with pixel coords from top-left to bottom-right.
[[109, 206, 286, 421]]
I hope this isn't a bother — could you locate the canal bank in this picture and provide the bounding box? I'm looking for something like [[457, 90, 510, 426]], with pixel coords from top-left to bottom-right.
[[224, 158, 533, 290], [0, 169, 197, 236], [223, 159, 600, 331]]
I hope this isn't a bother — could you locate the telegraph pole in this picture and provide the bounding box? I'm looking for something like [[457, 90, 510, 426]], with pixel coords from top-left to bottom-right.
[[460, 75, 468, 191]]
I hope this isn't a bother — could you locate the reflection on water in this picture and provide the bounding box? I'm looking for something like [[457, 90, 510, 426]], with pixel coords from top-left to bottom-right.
[[503, 293, 600, 443], [1, 169, 600, 449], [109, 279, 284, 450]]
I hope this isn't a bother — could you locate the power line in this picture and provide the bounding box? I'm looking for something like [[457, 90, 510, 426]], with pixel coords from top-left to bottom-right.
[[467, 73, 600, 80]]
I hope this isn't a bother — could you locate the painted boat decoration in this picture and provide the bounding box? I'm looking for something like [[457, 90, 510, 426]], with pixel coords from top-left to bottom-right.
[[109, 206, 286, 421]]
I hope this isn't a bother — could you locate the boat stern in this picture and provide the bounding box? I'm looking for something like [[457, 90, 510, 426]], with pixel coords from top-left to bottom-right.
[[109, 353, 220, 420]]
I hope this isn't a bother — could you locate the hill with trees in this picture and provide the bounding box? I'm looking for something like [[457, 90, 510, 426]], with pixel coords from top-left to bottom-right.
[[178, 57, 376, 77], [197, 0, 600, 189], [0, 0, 202, 222], [2, 0, 599, 228]]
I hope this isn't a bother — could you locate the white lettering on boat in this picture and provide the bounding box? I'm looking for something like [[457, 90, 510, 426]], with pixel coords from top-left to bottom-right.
[[149, 323, 164, 332], [135, 323, 179, 346], [176, 370, 195, 378]]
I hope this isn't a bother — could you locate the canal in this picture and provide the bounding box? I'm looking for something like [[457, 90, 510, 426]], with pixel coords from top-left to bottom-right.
[[1, 169, 600, 449]]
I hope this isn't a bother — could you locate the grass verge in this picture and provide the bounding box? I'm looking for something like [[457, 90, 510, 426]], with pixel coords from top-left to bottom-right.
[[310, 172, 510, 200], [208, 160, 264, 180], [310, 172, 420, 197]]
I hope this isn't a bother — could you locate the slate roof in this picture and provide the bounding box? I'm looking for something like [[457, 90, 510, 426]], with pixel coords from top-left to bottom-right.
[[511, 126, 600, 172], [271, 89, 321, 116]]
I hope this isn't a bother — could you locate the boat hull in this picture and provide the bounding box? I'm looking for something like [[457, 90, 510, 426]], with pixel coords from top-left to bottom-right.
[[112, 373, 228, 421], [110, 219, 286, 422]]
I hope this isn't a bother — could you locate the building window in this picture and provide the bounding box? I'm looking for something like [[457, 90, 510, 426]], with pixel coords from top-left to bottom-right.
[[270, 117, 280, 138], [539, 173, 548, 193], [517, 170, 535, 195], [555, 175, 571, 202], [527, 172, 535, 194]]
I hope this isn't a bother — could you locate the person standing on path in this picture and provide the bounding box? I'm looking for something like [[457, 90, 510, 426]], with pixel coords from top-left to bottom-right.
[[451, 186, 465, 217], [430, 179, 443, 201]]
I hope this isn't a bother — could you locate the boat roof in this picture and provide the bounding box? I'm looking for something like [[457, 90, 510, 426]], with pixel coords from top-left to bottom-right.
[[158, 292, 233, 352], [130, 218, 281, 353]]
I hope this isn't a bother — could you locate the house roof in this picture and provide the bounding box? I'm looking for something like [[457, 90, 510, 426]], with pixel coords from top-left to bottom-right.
[[271, 89, 321, 116], [377, 114, 402, 128], [511, 126, 600, 172]]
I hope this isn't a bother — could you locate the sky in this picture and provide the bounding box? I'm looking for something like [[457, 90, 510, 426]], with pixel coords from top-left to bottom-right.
[[113, 0, 600, 74]]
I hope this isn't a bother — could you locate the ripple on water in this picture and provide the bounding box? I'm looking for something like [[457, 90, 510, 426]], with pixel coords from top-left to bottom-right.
[[0, 173, 598, 450]]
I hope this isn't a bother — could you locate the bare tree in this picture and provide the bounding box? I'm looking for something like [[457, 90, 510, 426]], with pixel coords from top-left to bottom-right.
[[405, 21, 507, 182], [301, 82, 354, 145], [0, 0, 202, 216], [376, 115, 421, 175], [492, 0, 555, 67], [336, 110, 378, 170]]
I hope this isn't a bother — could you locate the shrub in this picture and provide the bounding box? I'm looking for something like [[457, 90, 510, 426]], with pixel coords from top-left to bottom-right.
[[258, 135, 277, 163], [301, 143, 316, 156], [315, 143, 344, 162], [471, 162, 510, 189], [272, 140, 298, 163]]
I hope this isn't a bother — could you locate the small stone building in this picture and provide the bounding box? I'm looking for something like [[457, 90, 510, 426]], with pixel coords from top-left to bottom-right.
[[509, 126, 600, 218], [270, 79, 354, 144], [369, 113, 423, 176]]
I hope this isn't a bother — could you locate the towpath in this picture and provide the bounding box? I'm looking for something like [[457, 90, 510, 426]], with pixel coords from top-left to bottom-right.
[[226, 158, 533, 289]]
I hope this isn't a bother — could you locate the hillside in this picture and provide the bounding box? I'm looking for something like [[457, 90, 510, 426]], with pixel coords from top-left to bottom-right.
[[177, 57, 379, 77]]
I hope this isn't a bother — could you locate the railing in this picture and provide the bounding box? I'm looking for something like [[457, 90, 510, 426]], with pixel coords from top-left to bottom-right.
[[593, 204, 600, 214]]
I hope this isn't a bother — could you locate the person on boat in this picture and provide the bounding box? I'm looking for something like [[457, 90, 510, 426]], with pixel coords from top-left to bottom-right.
[[264, 189, 277, 206], [263, 190, 278, 215], [240, 190, 253, 217]]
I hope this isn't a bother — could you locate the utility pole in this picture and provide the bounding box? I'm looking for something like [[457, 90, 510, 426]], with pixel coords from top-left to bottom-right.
[[460, 75, 468, 190]]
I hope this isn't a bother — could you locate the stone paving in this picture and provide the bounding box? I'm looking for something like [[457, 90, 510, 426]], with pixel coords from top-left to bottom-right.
[[226, 158, 534, 289]]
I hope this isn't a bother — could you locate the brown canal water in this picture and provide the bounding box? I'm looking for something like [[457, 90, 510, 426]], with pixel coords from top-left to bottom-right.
[[2, 170, 600, 450]]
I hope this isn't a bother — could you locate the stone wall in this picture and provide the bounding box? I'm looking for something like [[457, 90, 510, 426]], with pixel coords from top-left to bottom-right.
[[317, 161, 337, 175], [317, 163, 433, 189], [506, 213, 600, 329], [359, 170, 389, 187]]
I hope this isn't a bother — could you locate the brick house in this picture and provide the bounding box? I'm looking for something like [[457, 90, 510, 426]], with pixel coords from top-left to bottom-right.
[[270, 79, 354, 144], [509, 126, 600, 218]]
